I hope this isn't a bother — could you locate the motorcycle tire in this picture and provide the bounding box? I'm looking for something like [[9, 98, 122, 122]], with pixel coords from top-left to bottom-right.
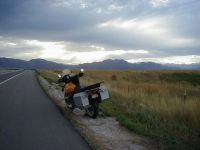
[[86, 101, 99, 119], [64, 94, 75, 110]]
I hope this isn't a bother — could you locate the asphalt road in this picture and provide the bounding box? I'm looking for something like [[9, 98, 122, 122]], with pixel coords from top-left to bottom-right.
[[0, 70, 90, 150]]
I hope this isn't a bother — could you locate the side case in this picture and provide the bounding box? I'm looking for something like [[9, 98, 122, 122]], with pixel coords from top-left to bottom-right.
[[99, 85, 109, 101], [73, 92, 89, 107]]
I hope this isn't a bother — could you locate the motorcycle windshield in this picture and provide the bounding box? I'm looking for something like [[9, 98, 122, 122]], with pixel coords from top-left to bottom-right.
[[62, 69, 71, 76]]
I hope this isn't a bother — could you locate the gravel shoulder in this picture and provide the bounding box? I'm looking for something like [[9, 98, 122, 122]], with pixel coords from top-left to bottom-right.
[[37, 75, 161, 150]]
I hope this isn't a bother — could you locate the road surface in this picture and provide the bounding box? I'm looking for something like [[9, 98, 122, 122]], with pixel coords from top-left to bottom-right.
[[0, 70, 90, 150]]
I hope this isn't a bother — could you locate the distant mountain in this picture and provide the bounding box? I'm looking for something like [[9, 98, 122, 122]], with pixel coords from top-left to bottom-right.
[[78, 59, 131, 70], [166, 63, 200, 70], [0, 57, 28, 68], [28, 59, 73, 69], [78, 59, 175, 70], [0, 57, 199, 70], [0, 57, 72, 69], [188, 63, 200, 70]]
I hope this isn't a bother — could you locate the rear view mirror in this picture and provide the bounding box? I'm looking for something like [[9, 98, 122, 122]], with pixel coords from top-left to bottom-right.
[[58, 74, 62, 78]]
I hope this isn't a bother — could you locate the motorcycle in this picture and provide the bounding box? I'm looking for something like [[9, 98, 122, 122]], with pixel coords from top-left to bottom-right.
[[58, 69, 109, 118]]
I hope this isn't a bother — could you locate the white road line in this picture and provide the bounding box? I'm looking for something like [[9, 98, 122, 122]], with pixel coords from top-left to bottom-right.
[[0, 71, 25, 85]]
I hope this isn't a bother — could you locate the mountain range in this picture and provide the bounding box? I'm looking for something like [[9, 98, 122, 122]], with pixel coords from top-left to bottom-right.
[[0, 57, 199, 70]]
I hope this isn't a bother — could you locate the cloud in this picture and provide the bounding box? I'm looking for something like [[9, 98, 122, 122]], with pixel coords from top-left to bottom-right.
[[151, 0, 169, 8], [58, 49, 150, 64], [0, 37, 43, 59], [97, 17, 200, 55], [0, 37, 149, 64], [127, 55, 200, 64], [0, 0, 200, 64]]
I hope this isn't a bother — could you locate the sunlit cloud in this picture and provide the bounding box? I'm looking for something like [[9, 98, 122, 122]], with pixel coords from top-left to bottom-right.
[[98, 17, 167, 34], [127, 55, 200, 64], [82, 45, 105, 51], [98, 18, 137, 29], [95, 3, 124, 14], [98, 16, 199, 49], [60, 49, 149, 64], [107, 4, 124, 12], [25, 40, 66, 59], [0, 39, 18, 47], [0, 38, 149, 64], [115, 50, 149, 54], [151, 0, 169, 8]]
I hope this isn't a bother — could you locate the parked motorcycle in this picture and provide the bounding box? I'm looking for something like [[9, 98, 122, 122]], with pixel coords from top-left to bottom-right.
[[58, 69, 109, 118]]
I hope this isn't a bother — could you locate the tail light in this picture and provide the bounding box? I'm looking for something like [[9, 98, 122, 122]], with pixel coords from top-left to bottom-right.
[[91, 93, 99, 99], [88, 89, 100, 99]]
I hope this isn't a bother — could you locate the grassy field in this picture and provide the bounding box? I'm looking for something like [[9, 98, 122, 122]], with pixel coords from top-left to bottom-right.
[[36, 69, 200, 150]]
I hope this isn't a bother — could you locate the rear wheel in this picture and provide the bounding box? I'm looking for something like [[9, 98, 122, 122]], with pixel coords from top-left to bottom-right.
[[86, 101, 99, 119]]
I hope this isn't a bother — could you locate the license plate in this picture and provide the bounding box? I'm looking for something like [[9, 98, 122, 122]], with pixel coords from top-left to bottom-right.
[[92, 94, 98, 99]]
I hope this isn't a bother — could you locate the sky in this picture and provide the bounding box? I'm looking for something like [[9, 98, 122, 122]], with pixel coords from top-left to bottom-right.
[[0, 0, 200, 64]]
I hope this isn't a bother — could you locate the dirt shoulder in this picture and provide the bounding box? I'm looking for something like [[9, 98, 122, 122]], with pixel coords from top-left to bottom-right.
[[37, 75, 161, 150]]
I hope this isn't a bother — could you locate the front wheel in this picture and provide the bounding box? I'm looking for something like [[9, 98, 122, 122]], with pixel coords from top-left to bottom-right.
[[86, 101, 99, 119], [64, 93, 75, 110]]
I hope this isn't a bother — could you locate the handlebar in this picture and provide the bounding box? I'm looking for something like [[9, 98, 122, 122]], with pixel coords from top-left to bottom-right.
[[58, 72, 84, 83]]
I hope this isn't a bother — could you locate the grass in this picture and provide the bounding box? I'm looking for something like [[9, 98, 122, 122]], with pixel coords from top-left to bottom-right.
[[35, 69, 60, 83], [36, 69, 200, 150]]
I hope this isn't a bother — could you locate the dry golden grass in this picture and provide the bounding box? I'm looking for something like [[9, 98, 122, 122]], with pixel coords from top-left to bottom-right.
[[79, 70, 200, 149], [80, 71, 200, 126]]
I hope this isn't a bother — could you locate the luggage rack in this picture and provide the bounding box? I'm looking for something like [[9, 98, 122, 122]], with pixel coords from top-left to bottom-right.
[[82, 82, 104, 91]]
